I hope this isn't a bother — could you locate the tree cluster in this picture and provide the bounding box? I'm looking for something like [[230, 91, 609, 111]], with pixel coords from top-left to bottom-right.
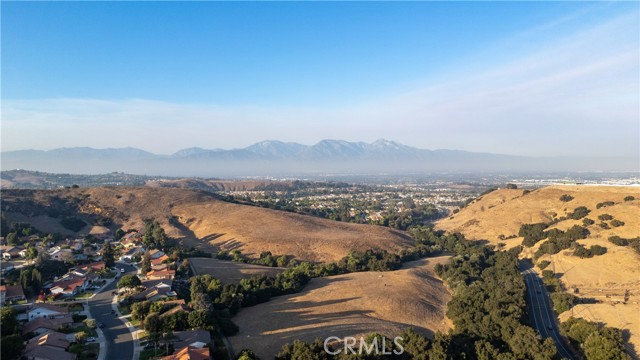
[[143, 220, 169, 251], [561, 317, 630, 360], [573, 244, 607, 258], [1, 308, 24, 360]]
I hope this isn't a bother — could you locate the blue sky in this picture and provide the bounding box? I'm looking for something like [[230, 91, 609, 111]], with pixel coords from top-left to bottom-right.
[[2, 1, 638, 157]]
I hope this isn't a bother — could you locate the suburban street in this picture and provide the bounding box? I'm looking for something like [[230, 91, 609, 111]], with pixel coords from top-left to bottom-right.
[[521, 266, 574, 360], [88, 263, 138, 360]]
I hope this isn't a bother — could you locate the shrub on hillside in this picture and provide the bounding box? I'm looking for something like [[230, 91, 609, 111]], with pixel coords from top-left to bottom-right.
[[624, 195, 635, 201], [595, 201, 615, 209], [582, 218, 595, 226], [559, 194, 574, 202], [608, 236, 629, 246], [537, 260, 551, 270], [610, 219, 625, 227], [569, 206, 590, 220], [598, 214, 613, 221]]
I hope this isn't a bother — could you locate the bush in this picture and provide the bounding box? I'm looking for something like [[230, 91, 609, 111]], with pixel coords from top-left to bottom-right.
[[608, 236, 628, 246], [569, 206, 590, 220], [624, 195, 635, 201], [582, 218, 595, 226], [598, 214, 613, 221], [599, 222, 610, 229], [574, 244, 607, 258], [559, 194, 574, 202], [595, 201, 615, 209], [610, 219, 625, 227], [537, 260, 551, 270], [72, 314, 87, 322]]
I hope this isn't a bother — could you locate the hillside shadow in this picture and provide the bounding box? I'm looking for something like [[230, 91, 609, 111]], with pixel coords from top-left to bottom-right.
[[231, 293, 436, 359]]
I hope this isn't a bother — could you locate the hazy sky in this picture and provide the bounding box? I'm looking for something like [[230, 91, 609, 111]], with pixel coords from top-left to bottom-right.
[[2, 2, 638, 157]]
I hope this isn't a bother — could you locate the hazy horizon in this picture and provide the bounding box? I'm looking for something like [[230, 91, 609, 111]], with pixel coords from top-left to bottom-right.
[[2, 2, 639, 159]]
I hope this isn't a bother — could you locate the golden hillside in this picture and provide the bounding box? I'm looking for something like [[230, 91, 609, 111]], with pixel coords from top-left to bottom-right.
[[229, 256, 452, 359], [436, 185, 640, 355], [1, 187, 413, 263]]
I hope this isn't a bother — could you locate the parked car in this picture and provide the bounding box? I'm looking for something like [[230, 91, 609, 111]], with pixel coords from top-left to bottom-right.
[[98, 322, 104, 328], [87, 337, 96, 342], [120, 268, 125, 273]]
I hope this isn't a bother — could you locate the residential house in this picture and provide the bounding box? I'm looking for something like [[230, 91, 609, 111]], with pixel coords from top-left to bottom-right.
[[73, 261, 106, 273], [28, 304, 69, 321], [50, 276, 89, 297], [134, 281, 174, 302], [149, 249, 166, 260], [160, 303, 190, 318], [2, 284, 26, 303], [146, 269, 175, 281], [0, 245, 23, 260], [156, 345, 210, 360], [23, 346, 76, 360], [172, 330, 212, 350], [119, 246, 144, 262], [120, 231, 141, 248], [0, 285, 5, 303], [22, 315, 73, 336], [49, 248, 74, 263], [24, 330, 75, 360], [151, 254, 169, 266], [65, 239, 84, 251]]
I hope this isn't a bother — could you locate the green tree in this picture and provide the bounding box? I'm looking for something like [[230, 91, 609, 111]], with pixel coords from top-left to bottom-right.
[[6, 232, 17, 245], [102, 241, 115, 268], [1, 308, 18, 336], [144, 313, 162, 333], [0, 334, 25, 360], [236, 349, 261, 360], [117, 274, 141, 290], [141, 250, 151, 274], [583, 332, 630, 360], [188, 310, 207, 329]]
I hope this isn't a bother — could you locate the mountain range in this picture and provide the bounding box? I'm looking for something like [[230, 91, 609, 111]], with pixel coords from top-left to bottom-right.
[[1, 139, 635, 176]]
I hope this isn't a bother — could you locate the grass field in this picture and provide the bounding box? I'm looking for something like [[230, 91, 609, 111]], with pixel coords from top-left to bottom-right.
[[188, 257, 285, 283], [228, 256, 452, 359]]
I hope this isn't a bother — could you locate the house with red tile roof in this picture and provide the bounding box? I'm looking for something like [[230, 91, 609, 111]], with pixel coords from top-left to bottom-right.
[[156, 345, 210, 360]]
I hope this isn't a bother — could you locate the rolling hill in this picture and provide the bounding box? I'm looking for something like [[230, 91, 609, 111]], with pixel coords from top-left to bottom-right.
[[0, 186, 413, 263], [436, 185, 640, 356], [228, 256, 452, 359]]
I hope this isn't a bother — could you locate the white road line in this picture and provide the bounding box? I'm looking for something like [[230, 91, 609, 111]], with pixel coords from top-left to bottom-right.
[[525, 269, 573, 359]]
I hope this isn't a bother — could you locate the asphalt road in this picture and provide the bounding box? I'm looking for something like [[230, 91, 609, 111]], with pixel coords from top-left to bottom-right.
[[89, 263, 137, 360], [522, 267, 574, 360]]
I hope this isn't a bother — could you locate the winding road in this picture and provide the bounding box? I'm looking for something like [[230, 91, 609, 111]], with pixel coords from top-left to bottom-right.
[[521, 266, 574, 360]]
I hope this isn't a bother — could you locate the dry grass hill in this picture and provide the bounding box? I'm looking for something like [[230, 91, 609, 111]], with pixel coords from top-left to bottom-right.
[[436, 185, 640, 356], [0, 187, 413, 263], [229, 256, 452, 359]]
